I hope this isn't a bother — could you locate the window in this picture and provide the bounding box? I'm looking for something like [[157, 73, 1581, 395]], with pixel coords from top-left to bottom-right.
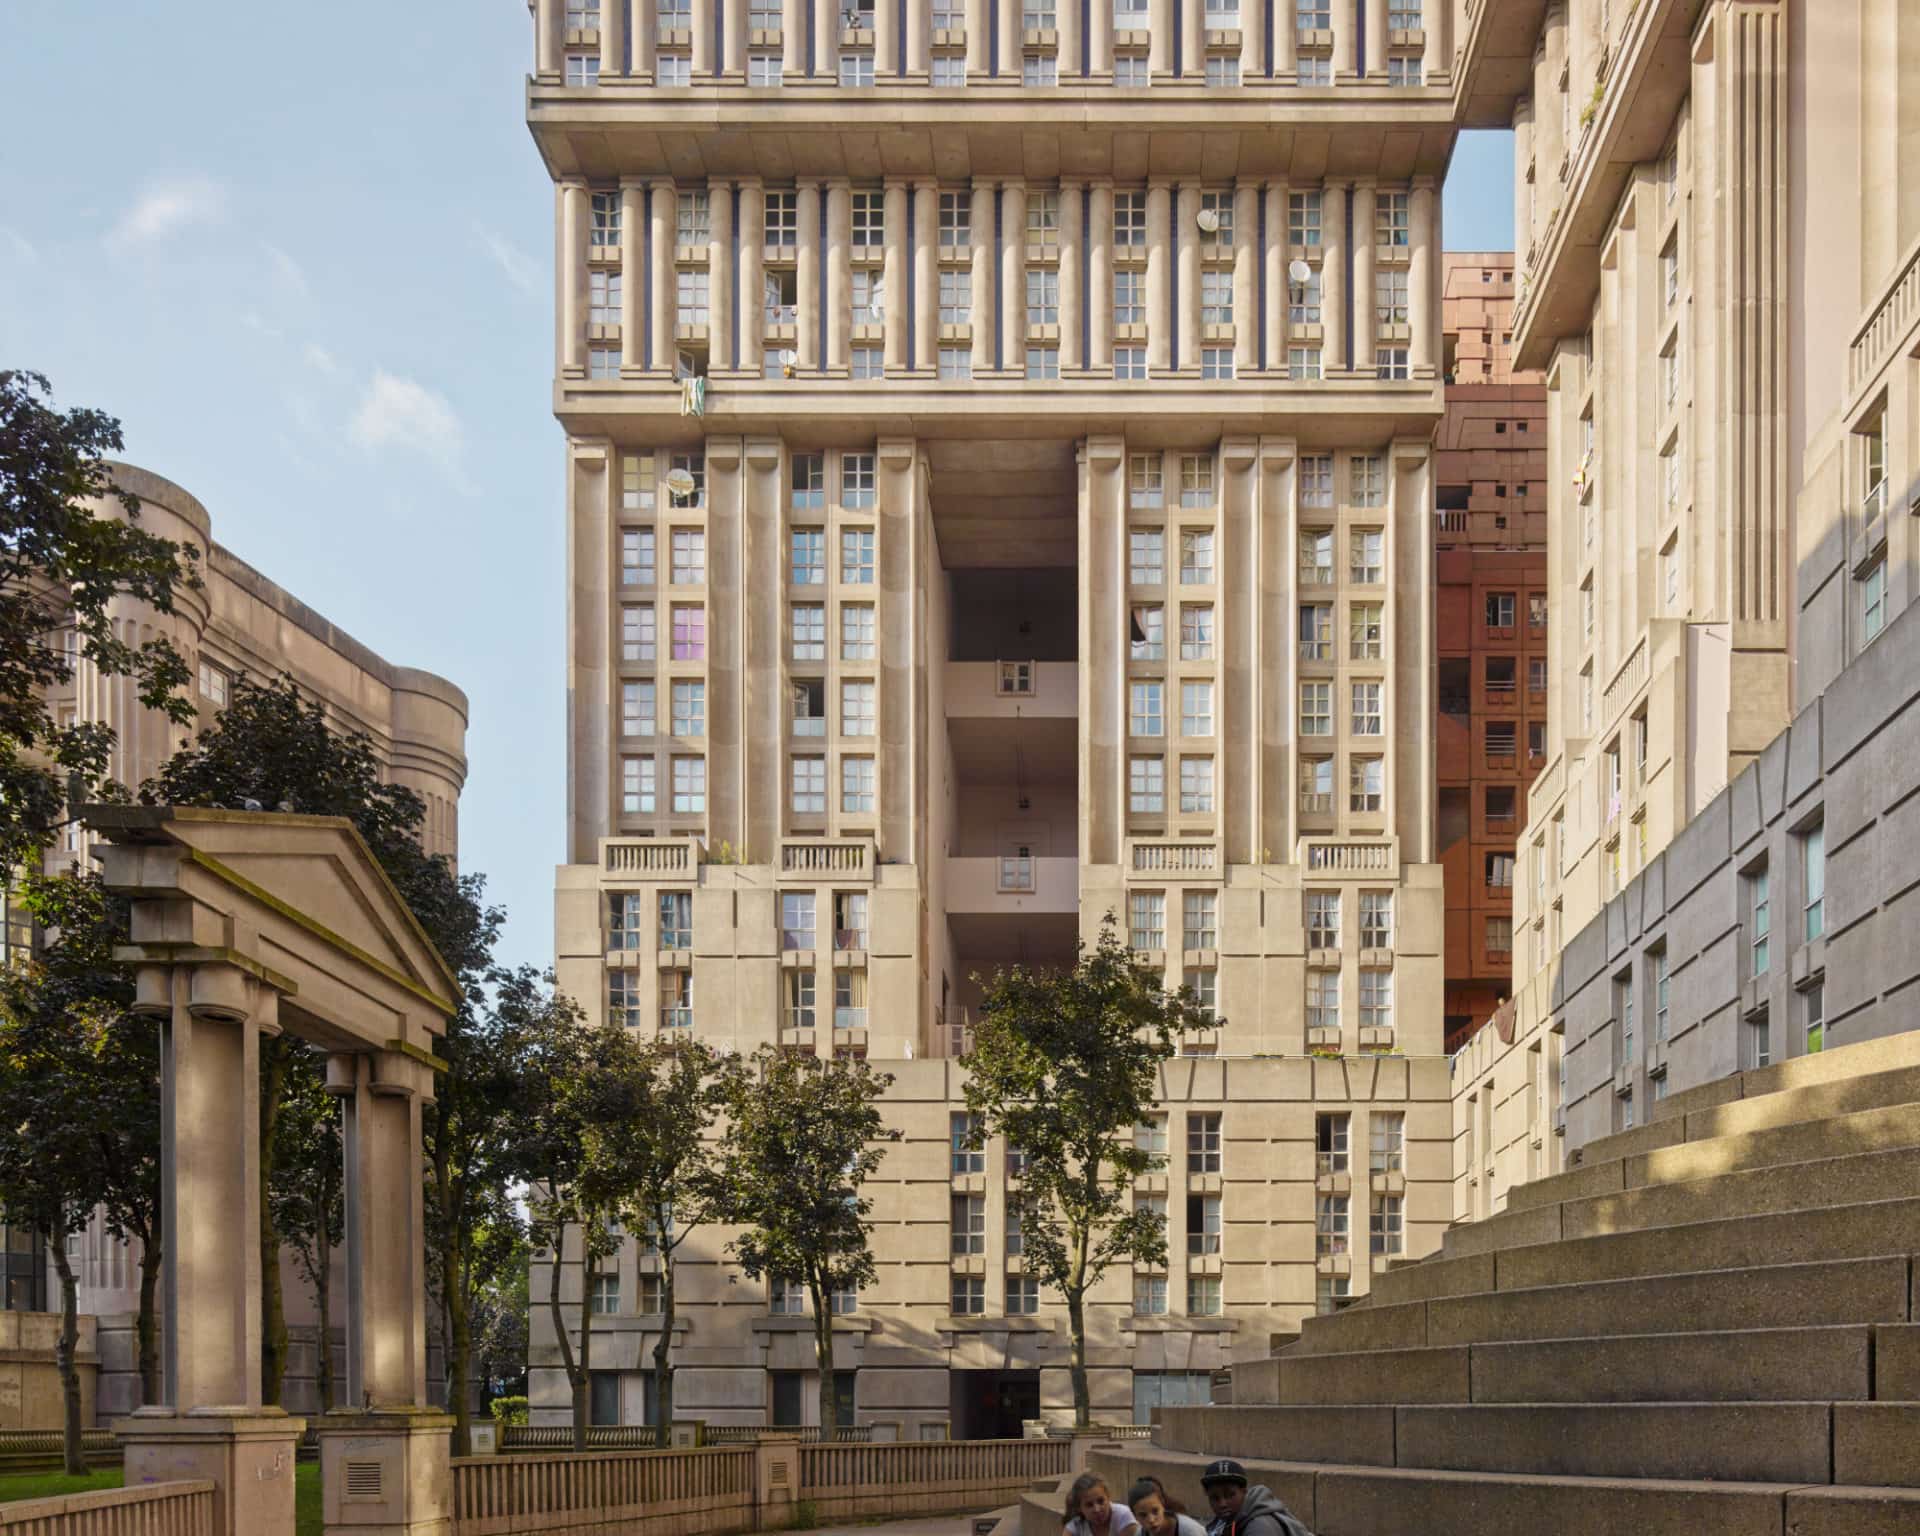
[[1128, 891, 1166, 951], [670, 604, 704, 660], [938, 192, 971, 249], [1300, 755, 1333, 814], [1026, 345, 1060, 380], [791, 604, 826, 661], [1026, 190, 1060, 244], [656, 53, 691, 83], [1115, 346, 1148, 380], [1528, 594, 1548, 632], [1299, 527, 1333, 583], [949, 1274, 985, 1315], [609, 892, 647, 950], [1805, 981, 1825, 1054], [1179, 530, 1215, 586], [659, 969, 693, 1029], [1661, 234, 1679, 308], [1129, 681, 1164, 737], [668, 755, 705, 814], [852, 345, 883, 378], [837, 680, 874, 736], [791, 451, 826, 511], [1113, 269, 1145, 327], [1130, 604, 1164, 662], [781, 892, 815, 950], [840, 453, 876, 509], [1374, 269, 1408, 325], [765, 190, 798, 246], [1375, 347, 1411, 380], [1289, 265, 1322, 325], [1315, 1114, 1349, 1173], [784, 970, 815, 1029], [1305, 891, 1340, 950], [589, 1272, 620, 1315], [841, 756, 875, 813], [668, 528, 705, 585], [675, 268, 710, 328], [1179, 605, 1214, 661], [1187, 1112, 1221, 1172], [670, 679, 705, 737], [951, 1112, 985, 1173], [1863, 557, 1888, 642], [938, 268, 971, 325], [1370, 1111, 1404, 1173], [790, 755, 826, 814], [589, 269, 623, 325], [1306, 970, 1338, 1030], [1485, 591, 1515, 629], [1114, 191, 1146, 248], [1386, 55, 1421, 84], [609, 971, 644, 1027], [1315, 1194, 1348, 1257], [1800, 823, 1825, 941], [1485, 853, 1515, 889], [1486, 916, 1512, 956], [1113, 54, 1149, 85], [769, 1277, 806, 1316], [1288, 191, 1322, 248], [833, 527, 875, 583], [1006, 1271, 1039, 1314], [1129, 453, 1165, 508], [1652, 947, 1670, 1041], [1859, 410, 1888, 520], [622, 454, 657, 511], [1359, 969, 1391, 1029], [1199, 269, 1233, 326], [1528, 657, 1547, 696], [1180, 681, 1213, 738], [1369, 1194, 1403, 1256], [1375, 191, 1410, 247], [791, 678, 825, 736], [839, 47, 875, 85], [1135, 1116, 1168, 1155], [1349, 603, 1383, 659], [586, 345, 620, 379], [590, 191, 622, 253], [1180, 458, 1216, 512], [566, 51, 601, 85], [622, 529, 656, 586], [658, 0, 690, 30], [1349, 756, 1383, 813], [1350, 530, 1384, 583], [1130, 756, 1164, 814], [1351, 680, 1383, 736], [1316, 1274, 1352, 1315], [621, 756, 657, 814], [841, 604, 875, 659], [830, 891, 868, 952], [950, 1194, 986, 1255], [1746, 1014, 1772, 1071], [1300, 681, 1332, 736], [1021, 53, 1056, 86], [1179, 757, 1214, 813], [1186, 1274, 1222, 1316], [1133, 1274, 1168, 1316], [1487, 724, 1519, 765], [1026, 267, 1059, 325], [1203, 53, 1239, 87]]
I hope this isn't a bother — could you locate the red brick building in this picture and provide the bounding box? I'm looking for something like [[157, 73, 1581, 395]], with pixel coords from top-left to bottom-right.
[[1436, 254, 1547, 1053]]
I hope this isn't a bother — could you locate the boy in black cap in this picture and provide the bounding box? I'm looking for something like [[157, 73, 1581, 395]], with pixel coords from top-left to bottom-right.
[[1197, 1459, 1314, 1536]]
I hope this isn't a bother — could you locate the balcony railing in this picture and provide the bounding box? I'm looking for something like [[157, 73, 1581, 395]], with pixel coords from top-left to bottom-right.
[[1301, 837, 1397, 876], [604, 836, 702, 876], [779, 838, 874, 880], [1127, 839, 1220, 879]]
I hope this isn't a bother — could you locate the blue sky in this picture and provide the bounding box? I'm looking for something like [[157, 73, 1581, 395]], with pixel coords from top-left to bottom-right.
[[0, 5, 1511, 975]]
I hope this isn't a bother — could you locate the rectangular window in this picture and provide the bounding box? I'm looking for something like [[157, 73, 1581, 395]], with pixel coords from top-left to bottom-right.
[[1181, 681, 1214, 737], [790, 755, 826, 814], [1133, 1274, 1168, 1316], [841, 603, 875, 659], [950, 1274, 985, 1315], [791, 603, 826, 661], [1129, 680, 1164, 737], [676, 268, 710, 325], [1025, 266, 1059, 325], [1135, 1116, 1168, 1155], [1315, 1193, 1348, 1257], [621, 756, 657, 814], [840, 48, 875, 85], [1300, 681, 1332, 736], [1200, 269, 1233, 325], [1180, 604, 1214, 660], [1025, 345, 1060, 380], [1306, 969, 1338, 1029], [670, 679, 705, 737], [1374, 268, 1408, 325], [1288, 191, 1322, 247], [1863, 557, 1888, 642], [1375, 192, 1410, 247], [1349, 602, 1383, 659], [1375, 347, 1411, 380], [1750, 865, 1771, 976], [938, 268, 971, 324], [1349, 756, 1383, 813], [589, 269, 623, 325], [1805, 981, 1825, 1054], [591, 189, 622, 247], [938, 193, 970, 247], [1385, 55, 1421, 84], [1369, 1194, 1403, 1256], [1114, 192, 1147, 247], [840, 528, 876, 583], [852, 345, 884, 378], [764, 190, 798, 246], [621, 680, 655, 737], [1315, 1113, 1348, 1173], [622, 528, 657, 588], [1128, 891, 1166, 951], [841, 755, 875, 814], [1803, 823, 1825, 941], [1179, 757, 1214, 813], [951, 1111, 985, 1173], [670, 604, 705, 660], [609, 971, 644, 1027], [1359, 969, 1392, 1029], [656, 53, 691, 83], [1113, 269, 1145, 325], [1187, 1112, 1222, 1173], [1021, 52, 1056, 86], [840, 680, 876, 736], [1130, 756, 1165, 814], [1351, 680, 1383, 735], [1369, 1111, 1404, 1173], [670, 528, 705, 584], [1180, 530, 1215, 584], [1130, 603, 1164, 662], [1115, 346, 1148, 380], [1113, 54, 1149, 86], [1130, 453, 1165, 508], [609, 892, 645, 950], [1204, 54, 1239, 87], [1129, 528, 1165, 583], [780, 892, 815, 951], [1289, 266, 1322, 326], [1181, 891, 1217, 951], [1305, 890, 1340, 950], [1007, 1272, 1039, 1314], [950, 1194, 986, 1256], [1350, 530, 1383, 583], [1186, 1274, 1222, 1316], [1180, 454, 1215, 508], [566, 52, 601, 85], [658, 968, 693, 1030]]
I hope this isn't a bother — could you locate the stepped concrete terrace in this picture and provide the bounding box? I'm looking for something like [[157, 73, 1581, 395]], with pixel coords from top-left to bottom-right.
[[1020, 1032, 1920, 1534]]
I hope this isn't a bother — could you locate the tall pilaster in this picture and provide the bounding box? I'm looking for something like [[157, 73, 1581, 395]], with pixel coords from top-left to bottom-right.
[[1353, 182, 1376, 372], [884, 180, 911, 371], [1146, 182, 1173, 373], [1000, 181, 1027, 375], [621, 180, 647, 373], [1233, 182, 1259, 375], [827, 181, 853, 374], [970, 182, 997, 376], [1409, 178, 1436, 377], [912, 183, 938, 373], [739, 179, 766, 377], [798, 180, 823, 370], [709, 182, 737, 372], [1089, 182, 1114, 371], [560, 181, 589, 377], [1321, 181, 1346, 373], [1175, 183, 1201, 372], [1060, 181, 1084, 373]]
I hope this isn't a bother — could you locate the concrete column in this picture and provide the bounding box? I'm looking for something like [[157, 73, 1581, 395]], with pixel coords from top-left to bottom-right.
[[1239, 0, 1265, 81], [797, 180, 822, 369], [560, 181, 589, 376], [692, 0, 717, 74], [723, 0, 749, 76], [827, 181, 853, 373], [743, 437, 786, 857], [1410, 178, 1435, 376], [1087, 0, 1111, 80], [1179, 0, 1202, 78], [1148, 0, 1172, 76], [1329, 0, 1352, 80], [739, 179, 767, 377], [1233, 181, 1258, 374], [1352, 182, 1376, 370], [621, 180, 647, 372], [1001, 181, 1027, 372], [1513, 96, 1535, 261], [1274, 0, 1295, 75], [784, 0, 808, 74], [1060, 181, 1084, 371], [1059, 0, 1082, 77], [650, 179, 678, 375], [1145, 182, 1172, 373], [1080, 437, 1126, 865], [537, 0, 564, 74], [1089, 182, 1114, 370], [884, 180, 910, 370], [1175, 183, 1201, 371], [1365, 0, 1387, 76], [601, 0, 629, 75], [905, 0, 930, 77], [817, 0, 841, 75], [876, 0, 900, 78], [1263, 180, 1287, 368], [997, 0, 1020, 82], [1320, 181, 1345, 372], [709, 182, 737, 372], [966, 0, 990, 74], [632, 0, 658, 78], [970, 183, 997, 375], [1422, 0, 1447, 81], [913, 183, 937, 371], [877, 436, 921, 864]]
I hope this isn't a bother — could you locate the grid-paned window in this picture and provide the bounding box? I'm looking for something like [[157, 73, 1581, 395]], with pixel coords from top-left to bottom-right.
[[1750, 865, 1771, 976], [1130, 755, 1164, 813], [1130, 528, 1165, 584], [1301, 454, 1334, 507], [1349, 756, 1383, 812], [1134, 1275, 1168, 1315], [1316, 1113, 1349, 1173], [1187, 1274, 1222, 1315], [1130, 453, 1164, 508], [840, 528, 876, 583], [792, 604, 826, 660], [1370, 1194, 1404, 1255], [1315, 1194, 1348, 1257], [670, 528, 705, 584], [1351, 681, 1383, 735], [1187, 1112, 1221, 1172], [765, 191, 798, 245], [939, 268, 971, 324], [1130, 603, 1164, 661], [1288, 191, 1322, 247], [1350, 529, 1384, 582], [1306, 970, 1338, 1028], [1200, 269, 1233, 325], [675, 268, 710, 326], [1180, 530, 1215, 584], [841, 453, 876, 509], [790, 755, 826, 814], [1369, 1112, 1404, 1173], [841, 680, 876, 736], [1181, 605, 1214, 659], [939, 193, 970, 247], [1179, 756, 1214, 813], [1306, 891, 1340, 950], [1130, 680, 1164, 737], [1350, 602, 1383, 659], [1358, 970, 1392, 1030], [658, 969, 693, 1029], [1289, 266, 1322, 324], [591, 189, 621, 246], [1114, 269, 1145, 325], [609, 972, 644, 1028], [670, 755, 705, 813], [621, 756, 657, 813], [622, 529, 656, 586], [1359, 892, 1392, 948], [670, 604, 705, 660], [676, 189, 710, 244], [622, 681, 656, 737], [1115, 192, 1147, 247], [841, 756, 875, 813], [1375, 191, 1410, 247], [1181, 681, 1213, 737], [1300, 681, 1331, 736], [1179, 454, 1215, 508], [670, 679, 705, 737], [840, 49, 876, 85], [589, 269, 623, 324], [1183, 891, 1217, 951], [951, 1111, 985, 1173], [1128, 891, 1166, 951], [951, 1194, 986, 1255]]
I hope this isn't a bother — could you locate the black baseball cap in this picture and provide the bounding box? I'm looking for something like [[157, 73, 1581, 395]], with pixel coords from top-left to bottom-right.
[[1199, 1459, 1247, 1488]]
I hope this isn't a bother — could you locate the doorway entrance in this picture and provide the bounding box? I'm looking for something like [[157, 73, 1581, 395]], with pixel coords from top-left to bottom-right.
[[950, 1370, 1039, 1440]]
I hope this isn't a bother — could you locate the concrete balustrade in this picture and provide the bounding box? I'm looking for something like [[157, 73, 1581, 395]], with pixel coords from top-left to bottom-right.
[[0, 1480, 214, 1536]]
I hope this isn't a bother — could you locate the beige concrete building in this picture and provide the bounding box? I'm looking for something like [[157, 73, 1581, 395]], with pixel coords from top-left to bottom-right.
[[526, 0, 1472, 1435], [8, 462, 470, 1418], [1451, 0, 1920, 1217]]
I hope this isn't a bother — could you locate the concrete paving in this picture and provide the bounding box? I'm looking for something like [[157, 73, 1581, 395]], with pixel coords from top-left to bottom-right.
[[811, 1516, 988, 1536]]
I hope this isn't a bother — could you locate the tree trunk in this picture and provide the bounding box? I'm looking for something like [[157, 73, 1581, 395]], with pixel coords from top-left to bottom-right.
[[544, 1218, 584, 1452], [811, 1278, 835, 1439], [1067, 1231, 1091, 1429], [652, 1247, 676, 1448], [50, 1231, 84, 1477], [259, 1037, 290, 1407], [445, 1230, 471, 1455], [575, 1250, 596, 1450], [135, 1228, 162, 1408]]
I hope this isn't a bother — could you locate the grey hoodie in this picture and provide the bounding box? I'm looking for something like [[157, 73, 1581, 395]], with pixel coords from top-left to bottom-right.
[[1204, 1484, 1314, 1536]]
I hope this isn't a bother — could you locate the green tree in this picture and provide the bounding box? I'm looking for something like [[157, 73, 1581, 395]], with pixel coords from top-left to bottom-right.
[[466, 1208, 530, 1412], [719, 1048, 897, 1437], [580, 1029, 740, 1445], [269, 1046, 344, 1412], [1, 371, 200, 870], [0, 870, 162, 1472], [962, 917, 1210, 1428]]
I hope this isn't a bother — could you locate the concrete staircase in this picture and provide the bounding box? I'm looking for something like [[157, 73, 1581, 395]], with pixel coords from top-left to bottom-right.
[[1021, 1033, 1920, 1534]]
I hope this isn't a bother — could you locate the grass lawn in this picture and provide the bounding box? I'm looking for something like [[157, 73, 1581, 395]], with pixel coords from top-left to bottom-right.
[[0, 1462, 323, 1535]]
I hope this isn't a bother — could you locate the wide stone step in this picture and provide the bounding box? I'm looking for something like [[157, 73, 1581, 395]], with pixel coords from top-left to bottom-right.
[[1078, 1442, 1920, 1536], [1507, 1101, 1920, 1213], [1158, 1401, 1838, 1483], [1241, 1323, 1883, 1407], [1295, 1254, 1913, 1355], [1442, 1142, 1920, 1260]]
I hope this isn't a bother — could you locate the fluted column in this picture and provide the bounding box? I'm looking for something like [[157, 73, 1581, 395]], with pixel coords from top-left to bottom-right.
[[739, 178, 766, 377], [723, 0, 748, 76], [1175, 183, 1201, 371], [650, 179, 677, 374], [876, 0, 900, 78], [1145, 182, 1172, 373], [797, 180, 822, 369], [1233, 182, 1258, 374], [536, 0, 564, 75], [1148, 0, 1172, 76], [966, 0, 990, 73], [1365, 0, 1387, 76], [1060, 181, 1084, 371], [1410, 178, 1436, 377], [1240, 0, 1265, 80], [905, 0, 930, 78], [884, 180, 910, 370], [632, 0, 658, 79], [1263, 180, 1287, 369], [913, 183, 938, 372], [621, 180, 647, 373], [826, 181, 852, 373], [709, 183, 736, 372], [970, 183, 997, 375], [601, 0, 629, 75], [692, 0, 717, 75], [1001, 181, 1027, 373], [560, 181, 588, 376], [1087, 0, 1112, 80], [1320, 181, 1346, 372], [1089, 182, 1114, 371], [1180, 0, 1203, 81], [783, 0, 808, 74], [1352, 182, 1376, 371]]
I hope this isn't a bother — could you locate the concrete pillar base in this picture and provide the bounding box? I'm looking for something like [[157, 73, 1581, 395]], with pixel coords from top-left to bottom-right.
[[316, 1410, 455, 1536], [116, 1408, 304, 1536]]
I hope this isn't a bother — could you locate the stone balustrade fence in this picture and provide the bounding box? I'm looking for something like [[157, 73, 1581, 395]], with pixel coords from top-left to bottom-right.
[[0, 1480, 214, 1535]]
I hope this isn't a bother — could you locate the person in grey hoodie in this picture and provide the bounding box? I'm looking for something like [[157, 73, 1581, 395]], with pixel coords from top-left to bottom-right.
[[1197, 1459, 1315, 1536]]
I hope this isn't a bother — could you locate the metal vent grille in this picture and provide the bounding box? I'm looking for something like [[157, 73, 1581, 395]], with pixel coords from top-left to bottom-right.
[[345, 1460, 384, 1500]]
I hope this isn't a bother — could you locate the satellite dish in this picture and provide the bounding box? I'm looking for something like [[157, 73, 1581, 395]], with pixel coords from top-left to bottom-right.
[[665, 467, 697, 498], [1196, 207, 1221, 234], [1288, 258, 1313, 285]]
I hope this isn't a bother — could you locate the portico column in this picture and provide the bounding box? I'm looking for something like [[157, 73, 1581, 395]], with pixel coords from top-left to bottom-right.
[[1148, 0, 1172, 77], [797, 180, 823, 370], [601, 0, 629, 76], [1179, 0, 1202, 82], [621, 179, 648, 373], [884, 180, 911, 371], [1232, 181, 1259, 375], [1145, 182, 1172, 373], [651, 179, 678, 376], [966, 0, 990, 75], [536, 0, 564, 75], [560, 180, 589, 377], [970, 183, 996, 376], [913, 183, 938, 372], [816, 0, 841, 76], [1422, 0, 1447, 82], [1089, 181, 1114, 371], [723, 0, 749, 76], [876, 0, 900, 77], [739, 179, 767, 377], [1353, 181, 1377, 372], [1087, 0, 1112, 80], [1059, 0, 1082, 78], [1329, 1, 1352, 81], [1410, 177, 1436, 378], [996, 0, 1020, 83], [783, 0, 809, 75], [905, 0, 931, 79], [1239, 0, 1264, 81], [710, 181, 737, 372], [1274, 0, 1295, 76], [1320, 181, 1346, 373], [826, 181, 853, 374], [1365, 0, 1387, 76], [632, 0, 659, 80], [692, 0, 717, 74], [1175, 183, 1200, 372], [1000, 181, 1027, 374], [1060, 181, 1084, 372]]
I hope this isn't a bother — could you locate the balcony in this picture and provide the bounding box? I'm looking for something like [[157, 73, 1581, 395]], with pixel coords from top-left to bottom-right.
[[1299, 838, 1398, 879], [778, 838, 874, 882], [602, 836, 703, 877], [946, 856, 1077, 914], [1126, 838, 1221, 881]]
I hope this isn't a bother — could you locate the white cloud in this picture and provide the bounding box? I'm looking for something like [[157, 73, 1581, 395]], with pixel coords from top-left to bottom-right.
[[348, 370, 470, 491], [476, 223, 541, 297], [0, 227, 35, 263], [263, 241, 311, 299], [303, 343, 340, 376], [110, 173, 225, 249]]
